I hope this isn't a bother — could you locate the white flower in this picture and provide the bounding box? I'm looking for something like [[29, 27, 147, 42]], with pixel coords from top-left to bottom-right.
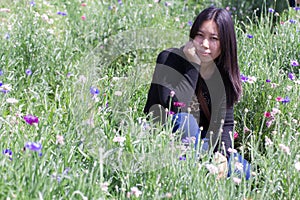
[[100, 182, 109, 192], [130, 186, 142, 197], [0, 84, 12, 92], [114, 91, 122, 96], [6, 98, 18, 104], [235, 162, 244, 171], [295, 162, 300, 171], [247, 76, 257, 84], [286, 85, 292, 91], [205, 164, 218, 174], [228, 148, 237, 154]]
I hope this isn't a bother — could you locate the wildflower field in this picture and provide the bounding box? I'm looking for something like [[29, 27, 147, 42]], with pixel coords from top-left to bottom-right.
[[0, 0, 299, 199]]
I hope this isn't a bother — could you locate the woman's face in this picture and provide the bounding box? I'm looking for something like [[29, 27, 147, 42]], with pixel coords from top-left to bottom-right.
[[193, 20, 221, 64]]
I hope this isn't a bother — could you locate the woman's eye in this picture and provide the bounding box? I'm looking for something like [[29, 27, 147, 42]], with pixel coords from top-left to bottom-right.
[[211, 37, 219, 40]]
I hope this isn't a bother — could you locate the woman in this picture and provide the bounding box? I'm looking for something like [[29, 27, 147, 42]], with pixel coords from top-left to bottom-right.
[[144, 6, 250, 179]]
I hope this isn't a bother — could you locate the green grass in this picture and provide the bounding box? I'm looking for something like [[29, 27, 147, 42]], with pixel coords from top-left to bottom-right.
[[0, 0, 299, 199]]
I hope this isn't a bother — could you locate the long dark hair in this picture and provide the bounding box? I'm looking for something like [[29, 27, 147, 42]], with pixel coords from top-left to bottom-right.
[[190, 6, 242, 106]]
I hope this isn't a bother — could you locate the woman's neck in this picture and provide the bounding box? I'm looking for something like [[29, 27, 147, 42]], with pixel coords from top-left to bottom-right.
[[200, 62, 216, 79]]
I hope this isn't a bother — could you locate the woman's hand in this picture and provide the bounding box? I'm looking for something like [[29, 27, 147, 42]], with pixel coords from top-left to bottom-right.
[[183, 41, 201, 65]]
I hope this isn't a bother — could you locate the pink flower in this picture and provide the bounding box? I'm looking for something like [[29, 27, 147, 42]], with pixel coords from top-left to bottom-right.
[[265, 136, 273, 146], [81, 15, 86, 20], [266, 119, 274, 128], [170, 90, 175, 97], [264, 112, 271, 118], [276, 96, 283, 102], [56, 135, 65, 145], [173, 101, 186, 107], [279, 144, 291, 155], [23, 115, 39, 125], [233, 132, 238, 140], [113, 136, 126, 143], [81, 3, 87, 6], [233, 177, 242, 184]]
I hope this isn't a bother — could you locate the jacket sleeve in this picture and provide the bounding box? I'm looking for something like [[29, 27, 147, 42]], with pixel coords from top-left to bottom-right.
[[220, 106, 234, 159]]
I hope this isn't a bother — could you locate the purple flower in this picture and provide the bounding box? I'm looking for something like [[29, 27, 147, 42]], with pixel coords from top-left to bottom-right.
[[118, 0, 122, 5], [240, 74, 249, 82], [266, 79, 271, 83], [268, 8, 275, 13], [0, 81, 2, 86], [294, 7, 300, 11], [30, 1, 35, 6], [25, 69, 32, 75], [0, 69, 3, 76], [2, 149, 13, 160], [281, 96, 290, 104], [57, 11, 67, 16], [179, 156, 186, 161], [187, 21, 193, 26], [23, 114, 39, 125], [90, 87, 100, 95], [288, 72, 295, 80], [25, 142, 42, 156], [247, 34, 253, 39], [63, 167, 70, 175], [168, 111, 175, 115], [291, 60, 299, 67], [289, 19, 296, 24]]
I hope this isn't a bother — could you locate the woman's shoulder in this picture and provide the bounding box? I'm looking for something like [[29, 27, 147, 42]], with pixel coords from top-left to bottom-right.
[[156, 47, 185, 64]]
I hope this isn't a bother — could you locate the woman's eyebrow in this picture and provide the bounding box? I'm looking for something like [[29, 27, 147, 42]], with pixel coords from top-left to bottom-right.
[[197, 30, 219, 36]]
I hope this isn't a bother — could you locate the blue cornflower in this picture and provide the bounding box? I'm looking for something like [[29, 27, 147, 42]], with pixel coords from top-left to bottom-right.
[[294, 7, 300, 11], [281, 96, 290, 104], [247, 34, 253, 39], [4, 33, 10, 39], [2, 149, 13, 160], [57, 11, 67, 16], [25, 142, 42, 156], [266, 79, 271, 83], [90, 87, 100, 95], [288, 72, 295, 80], [0, 81, 2, 86], [268, 8, 275, 13], [289, 19, 296, 24], [25, 69, 32, 76], [187, 21, 193, 26]]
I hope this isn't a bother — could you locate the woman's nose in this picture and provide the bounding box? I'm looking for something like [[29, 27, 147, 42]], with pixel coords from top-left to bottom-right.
[[202, 38, 209, 48]]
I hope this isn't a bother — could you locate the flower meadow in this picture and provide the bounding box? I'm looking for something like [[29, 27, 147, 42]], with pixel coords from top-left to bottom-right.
[[0, 0, 299, 199]]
